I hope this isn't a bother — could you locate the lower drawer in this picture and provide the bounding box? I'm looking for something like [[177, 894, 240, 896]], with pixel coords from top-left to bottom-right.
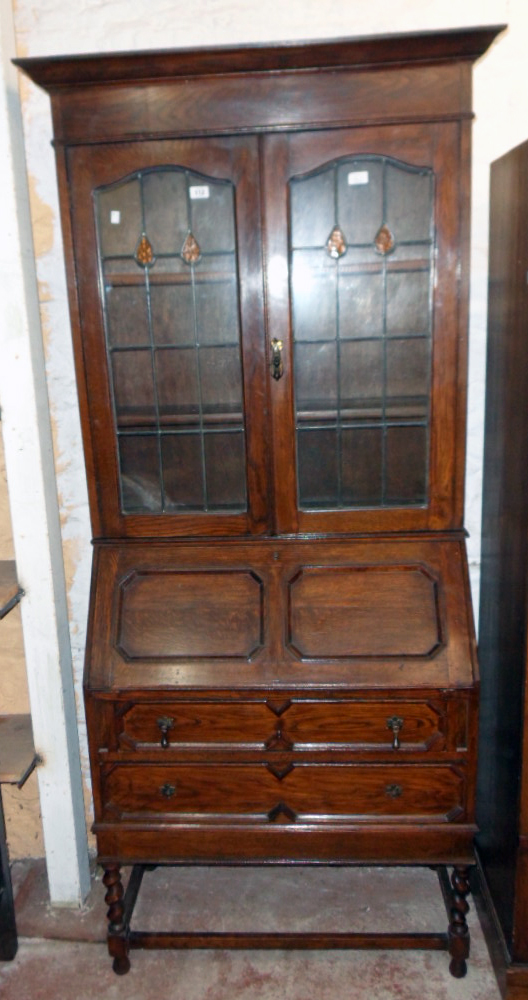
[[101, 761, 466, 823]]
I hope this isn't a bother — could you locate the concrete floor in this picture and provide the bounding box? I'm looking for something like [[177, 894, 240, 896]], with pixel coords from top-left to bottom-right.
[[0, 862, 502, 999]]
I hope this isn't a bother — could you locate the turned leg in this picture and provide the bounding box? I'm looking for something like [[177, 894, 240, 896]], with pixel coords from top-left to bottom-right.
[[448, 864, 471, 978], [103, 864, 130, 975]]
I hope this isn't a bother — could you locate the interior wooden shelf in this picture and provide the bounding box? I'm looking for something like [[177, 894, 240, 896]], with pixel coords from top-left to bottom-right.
[[117, 411, 244, 430], [113, 401, 428, 433], [297, 401, 429, 423], [294, 257, 431, 275], [0, 560, 23, 620], [103, 269, 235, 287], [0, 715, 37, 786]]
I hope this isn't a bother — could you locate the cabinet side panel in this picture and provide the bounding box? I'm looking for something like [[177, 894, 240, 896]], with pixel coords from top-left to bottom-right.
[[55, 147, 102, 536], [477, 139, 528, 958]]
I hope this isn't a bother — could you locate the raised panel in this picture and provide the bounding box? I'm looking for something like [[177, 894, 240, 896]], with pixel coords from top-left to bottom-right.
[[116, 569, 264, 660], [288, 564, 443, 659], [117, 701, 275, 748], [284, 700, 446, 750]]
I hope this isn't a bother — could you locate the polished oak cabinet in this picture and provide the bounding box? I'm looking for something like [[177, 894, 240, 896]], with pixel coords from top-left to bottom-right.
[[16, 27, 501, 975]]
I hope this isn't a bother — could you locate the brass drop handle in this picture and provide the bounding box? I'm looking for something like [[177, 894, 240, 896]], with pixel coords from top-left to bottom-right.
[[271, 339, 284, 381], [385, 784, 403, 799], [156, 716, 175, 749], [160, 783, 176, 799], [386, 715, 404, 750]]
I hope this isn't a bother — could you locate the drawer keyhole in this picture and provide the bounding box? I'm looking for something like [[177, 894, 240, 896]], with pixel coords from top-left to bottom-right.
[[156, 717, 175, 748], [385, 783, 403, 799], [386, 715, 404, 750], [160, 783, 176, 799]]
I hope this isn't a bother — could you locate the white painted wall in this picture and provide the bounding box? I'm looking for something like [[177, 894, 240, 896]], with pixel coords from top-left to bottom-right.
[[0, 3, 90, 903], [5, 0, 528, 896]]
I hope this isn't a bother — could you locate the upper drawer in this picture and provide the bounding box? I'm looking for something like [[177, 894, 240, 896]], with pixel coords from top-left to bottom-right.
[[114, 698, 451, 753]]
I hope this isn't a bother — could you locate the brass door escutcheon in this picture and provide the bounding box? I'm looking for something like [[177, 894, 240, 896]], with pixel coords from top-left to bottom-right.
[[271, 339, 284, 380]]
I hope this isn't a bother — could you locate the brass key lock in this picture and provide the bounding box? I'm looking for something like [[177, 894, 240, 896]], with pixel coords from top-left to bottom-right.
[[271, 339, 284, 380], [385, 784, 403, 799]]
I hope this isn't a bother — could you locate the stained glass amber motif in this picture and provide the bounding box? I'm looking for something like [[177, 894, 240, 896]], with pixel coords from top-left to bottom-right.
[[135, 233, 155, 267], [181, 231, 201, 264], [326, 225, 347, 259], [374, 223, 395, 256]]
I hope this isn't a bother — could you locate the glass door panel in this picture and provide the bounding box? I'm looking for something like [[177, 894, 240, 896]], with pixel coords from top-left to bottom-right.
[[95, 167, 247, 515], [289, 155, 434, 511]]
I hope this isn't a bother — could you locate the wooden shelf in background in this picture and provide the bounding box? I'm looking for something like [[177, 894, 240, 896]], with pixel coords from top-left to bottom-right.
[[0, 715, 37, 787], [0, 714, 37, 962], [0, 562, 23, 620]]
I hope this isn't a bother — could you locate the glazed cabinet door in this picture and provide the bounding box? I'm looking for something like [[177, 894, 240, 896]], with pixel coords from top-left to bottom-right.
[[263, 123, 464, 534], [65, 124, 465, 540], [66, 137, 271, 538]]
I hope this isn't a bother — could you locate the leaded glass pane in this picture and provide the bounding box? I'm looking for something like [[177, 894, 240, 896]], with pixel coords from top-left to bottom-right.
[[118, 434, 161, 512], [95, 166, 247, 515], [161, 434, 204, 510], [295, 342, 337, 413], [385, 162, 432, 242], [386, 270, 430, 336], [149, 285, 195, 347], [337, 160, 383, 245], [112, 350, 156, 422], [106, 285, 150, 347], [291, 252, 336, 342], [386, 425, 428, 504], [290, 154, 433, 510], [142, 170, 188, 252], [155, 348, 199, 418], [291, 169, 334, 246], [204, 432, 247, 508], [297, 429, 338, 505], [341, 428, 383, 505], [338, 272, 384, 339], [339, 341, 384, 414]]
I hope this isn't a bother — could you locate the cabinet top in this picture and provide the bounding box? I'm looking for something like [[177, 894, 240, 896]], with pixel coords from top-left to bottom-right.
[[15, 25, 503, 91]]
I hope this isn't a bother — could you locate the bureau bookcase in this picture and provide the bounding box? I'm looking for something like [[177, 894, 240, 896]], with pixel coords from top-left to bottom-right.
[[17, 26, 500, 974]]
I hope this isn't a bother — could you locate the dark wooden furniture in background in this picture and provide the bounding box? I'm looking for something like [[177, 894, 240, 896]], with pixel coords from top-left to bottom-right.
[[0, 566, 36, 961], [16, 26, 501, 975], [477, 138, 528, 1000]]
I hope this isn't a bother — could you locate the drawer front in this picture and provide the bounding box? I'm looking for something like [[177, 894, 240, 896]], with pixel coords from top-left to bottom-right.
[[115, 698, 448, 752], [101, 762, 466, 822]]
